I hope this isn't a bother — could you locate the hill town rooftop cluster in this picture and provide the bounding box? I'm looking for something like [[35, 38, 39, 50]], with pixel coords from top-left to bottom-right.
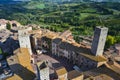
[[0, 19, 120, 80]]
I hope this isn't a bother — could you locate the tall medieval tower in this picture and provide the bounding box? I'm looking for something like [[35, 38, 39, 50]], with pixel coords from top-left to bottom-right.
[[18, 27, 32, 55], [91, 26, 108, 56]]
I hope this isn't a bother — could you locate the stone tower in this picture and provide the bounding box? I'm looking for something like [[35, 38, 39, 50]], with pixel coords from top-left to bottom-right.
[[18, 29, 32, 55], [18, 34, 32, 55], [91, 26, 108, 56], [36, 61, 50, 80]]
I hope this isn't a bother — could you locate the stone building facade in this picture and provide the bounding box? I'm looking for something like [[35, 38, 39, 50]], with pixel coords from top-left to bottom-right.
[[51, 27, 108, 71], [54, 40, 107, 71], [52, 38, 62, 55]]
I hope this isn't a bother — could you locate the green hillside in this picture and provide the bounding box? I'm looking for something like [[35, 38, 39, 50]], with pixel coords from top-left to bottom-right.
[[24, 1, 45, 9], [0, 1, 120, 46]]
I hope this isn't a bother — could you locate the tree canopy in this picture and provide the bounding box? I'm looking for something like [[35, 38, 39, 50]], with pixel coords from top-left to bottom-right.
[[6, 22, 11, 30]]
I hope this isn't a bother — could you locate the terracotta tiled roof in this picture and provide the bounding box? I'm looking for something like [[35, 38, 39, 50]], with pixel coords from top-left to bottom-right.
[[83, 65, 120, 80], [56, 67, 67, 76], [0, 19, 8, 25], [7, 48, 35, 80], [115, 43, 120, 50], [94, 74, 114, 80], [0, 19, 21, 26], [44, 32, 59, 39], [68, 70, 83, 79], [80, 53, 107, 62], [105, 61, 120, 75], [28, 30, 42, 34], [6, 74, 22, 80], [60, 30, 71, 37]]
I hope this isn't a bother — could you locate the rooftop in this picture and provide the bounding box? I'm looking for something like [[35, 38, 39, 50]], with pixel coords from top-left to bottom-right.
[[59, 30, 71, 38], [18, 27, 32, 36], [0, 19, 8, 25], [68, 70, 83, 79], [44, 32, 59, 39], [7, 48, 35, 80], [94, 74, 114, 80], [37, 61, 48, 70], [56, 67, 67, 76], [105, 61, 120, 75], [33, 53, 74, 79], [115, 43, 120, 50], [0, 19, 21, 26], [80, 52, 107, 62], [96, 26, 108, 30], [85, 74, 113, 80], [6, 74, 22, 80], [83, 65, 120, 80], [28, 30, 42, 34]]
